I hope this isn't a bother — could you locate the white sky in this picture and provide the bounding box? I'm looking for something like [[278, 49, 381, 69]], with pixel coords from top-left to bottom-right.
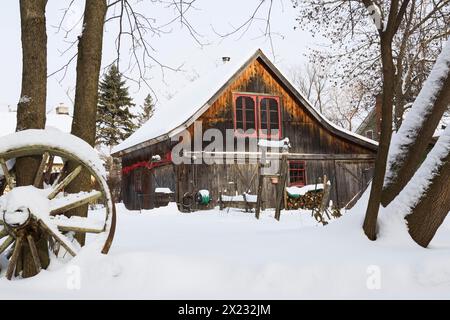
[[0, 0, 317, 114]]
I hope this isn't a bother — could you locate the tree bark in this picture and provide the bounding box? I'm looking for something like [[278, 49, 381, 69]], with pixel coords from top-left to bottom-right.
[[363, 34, 395, 240], [406, 151, 450, 247], [66, 0, 107, 246], [382, 44, 450, 206], [15, 0, 49, 278]]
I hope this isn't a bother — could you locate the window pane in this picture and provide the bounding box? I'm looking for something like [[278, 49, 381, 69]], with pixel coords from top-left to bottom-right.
[[236, 97, 243, 120], [261, 98, 279, 132], [289, 161, 306, 186], [260, 98, 268, 130], [269, 98, 279, 130], [244, 97, 255, 130]]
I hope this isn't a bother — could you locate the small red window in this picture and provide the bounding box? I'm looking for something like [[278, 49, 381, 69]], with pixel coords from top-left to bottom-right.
[[288, 161, 306, 186]]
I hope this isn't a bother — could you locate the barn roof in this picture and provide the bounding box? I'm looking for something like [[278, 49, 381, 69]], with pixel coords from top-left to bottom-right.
[[112, 49, 378, 156]]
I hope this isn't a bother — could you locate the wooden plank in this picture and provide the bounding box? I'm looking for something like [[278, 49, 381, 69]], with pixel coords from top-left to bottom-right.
[[255, 162, 264, 219], [319, 175, 331, 215], [6, 236, 23, 280], [33, 152, 50, 187], [275, 154, 288, 221], [50, 191, 102, 215], [38, 220, 77, 257], [44, 155, 55, 184], [184, 151, 376, 161], [47, 165, 82, 200], [0, 158, 13, 190], [26, 235, 42, 273], [56, 225, 104, 234], [0, 228, 8, 239], [0, 235, 14, 254]]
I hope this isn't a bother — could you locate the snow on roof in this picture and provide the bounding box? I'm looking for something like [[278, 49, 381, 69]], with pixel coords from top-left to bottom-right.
[[112, 49, 378, 155], [0, 111, 72, 137], [112, 49, 259, 155]]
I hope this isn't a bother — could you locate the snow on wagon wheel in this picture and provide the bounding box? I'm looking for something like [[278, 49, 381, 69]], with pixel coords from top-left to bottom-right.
[[0, 129, 116, 280]]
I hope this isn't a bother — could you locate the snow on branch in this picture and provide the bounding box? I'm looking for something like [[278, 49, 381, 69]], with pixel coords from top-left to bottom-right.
[[385, 38, 450, 185]]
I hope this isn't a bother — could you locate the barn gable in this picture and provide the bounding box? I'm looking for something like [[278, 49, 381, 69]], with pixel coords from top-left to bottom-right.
[[112, 49, 377, 157]]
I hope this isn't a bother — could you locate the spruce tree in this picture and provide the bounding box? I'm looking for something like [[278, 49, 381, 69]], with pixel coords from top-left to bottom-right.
[[137, 94, 155, 126], [96, 64, 136, 146]]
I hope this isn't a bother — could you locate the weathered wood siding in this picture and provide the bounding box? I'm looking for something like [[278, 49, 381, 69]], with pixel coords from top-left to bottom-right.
[[121, 57, 376, 210]]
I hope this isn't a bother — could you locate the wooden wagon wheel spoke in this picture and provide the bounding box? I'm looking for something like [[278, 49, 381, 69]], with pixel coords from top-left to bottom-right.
[[0, 158, 13, 190], [49, 190, 102, 215], [45, 155, 55, 184], [33, 152, 50, 187], [0, 236, 14, 255], [38, 220, 77, 257], [47, 165, 82, 200], [0, 227, 8, 239], [50, 214, 105, 234], [26, 235, 42, 273], [6, 236, 23, 280]]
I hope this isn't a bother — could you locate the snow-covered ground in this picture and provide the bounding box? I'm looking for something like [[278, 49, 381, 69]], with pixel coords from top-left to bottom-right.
[[2, 197, 450, 299]]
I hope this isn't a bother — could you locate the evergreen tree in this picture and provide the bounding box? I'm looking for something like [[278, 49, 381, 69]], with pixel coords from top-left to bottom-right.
[[96, 65, 136, 146], [137, 94, 155, 126]]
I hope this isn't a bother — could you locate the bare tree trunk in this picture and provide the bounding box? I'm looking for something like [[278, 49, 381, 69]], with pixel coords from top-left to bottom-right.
[[363, 34, 395, 240], [382, 43, 450, 206], [405, 145, 450, 247], [15, 0, 49, 278], [66, 0, 107, 246]]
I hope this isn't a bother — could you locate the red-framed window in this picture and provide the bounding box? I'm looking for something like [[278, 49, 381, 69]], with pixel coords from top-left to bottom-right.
[[288, 161, 306, 186], [233, 93, 281, 138], [258, 96, 281, 138], [233, 94, 257, 137]]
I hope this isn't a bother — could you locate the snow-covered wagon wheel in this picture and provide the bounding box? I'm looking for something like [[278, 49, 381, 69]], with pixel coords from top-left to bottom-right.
[[0, 129, 116, 280]]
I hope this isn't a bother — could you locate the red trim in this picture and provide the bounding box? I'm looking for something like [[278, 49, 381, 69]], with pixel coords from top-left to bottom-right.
[[257, 95, 282, 139], [233, 93, 282, 139], [232, 93, 258, 138], [288, 160, 307, 187], [122, 152, 172, 175]]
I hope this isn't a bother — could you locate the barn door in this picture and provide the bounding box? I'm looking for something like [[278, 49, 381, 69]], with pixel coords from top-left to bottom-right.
[[335, 160, 374, 208]]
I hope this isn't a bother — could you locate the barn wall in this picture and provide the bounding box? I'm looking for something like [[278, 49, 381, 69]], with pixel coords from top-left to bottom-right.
[[120, 57, 376, 211]]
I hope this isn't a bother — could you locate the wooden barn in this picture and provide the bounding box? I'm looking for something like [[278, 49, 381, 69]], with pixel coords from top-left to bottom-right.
[[111, 49, 378, 211]]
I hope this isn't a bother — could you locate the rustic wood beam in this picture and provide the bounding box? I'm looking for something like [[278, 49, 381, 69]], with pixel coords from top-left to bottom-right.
[[183, 151, 376, 161], [33, 152, 50, 187], [56, 225, 104, 234], [50, 191, 102, 215], [0, 158, 13, 190], [6, 236, 23, 280], [47, 165, 82, 200], [0, 228, 8, 239], [255, 162, 263, 219], [38, 220, 77, 257], [0, 235, 14, 254], [275, 154, 288, 221], [26, 235, 42, 273]]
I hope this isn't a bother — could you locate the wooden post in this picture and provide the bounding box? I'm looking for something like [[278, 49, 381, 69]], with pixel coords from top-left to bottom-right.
[[255, 162, 264, 219], [275, 154, 288, 221], [318, 175, 331, 220]]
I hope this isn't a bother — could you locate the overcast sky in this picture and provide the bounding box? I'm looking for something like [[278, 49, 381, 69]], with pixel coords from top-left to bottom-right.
[[0, 1, 317, 114]]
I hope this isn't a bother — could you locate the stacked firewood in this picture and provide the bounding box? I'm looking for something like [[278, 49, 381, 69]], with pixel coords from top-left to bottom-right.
[[286, 190, 323, 210]]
